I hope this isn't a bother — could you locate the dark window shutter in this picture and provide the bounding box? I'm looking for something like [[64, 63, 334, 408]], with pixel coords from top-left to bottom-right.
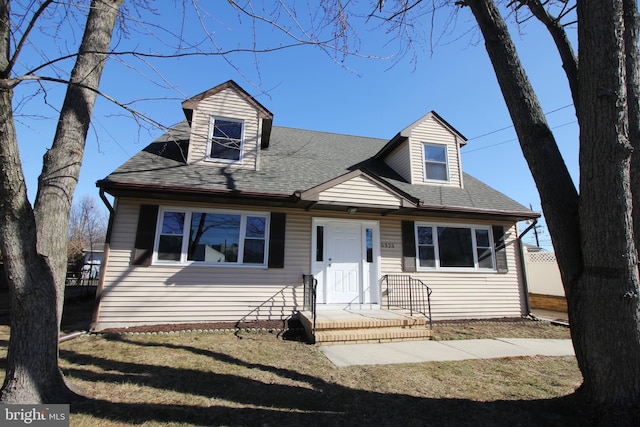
[[492, 225, 508, 273], [268, 213, 286, 268], [133, 205, 159, 266], [401, 220, 417, 272]]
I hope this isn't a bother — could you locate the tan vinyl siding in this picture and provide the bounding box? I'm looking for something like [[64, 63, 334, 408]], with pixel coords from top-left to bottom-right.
[[385, 142, 412, 182], [97, 198, 525, 328], [96, 199, 312, 329], [409, 115, 462, 187], [378, 217, 525, 320], [318, 176, 402, 207], [186, 87, 260, 170]]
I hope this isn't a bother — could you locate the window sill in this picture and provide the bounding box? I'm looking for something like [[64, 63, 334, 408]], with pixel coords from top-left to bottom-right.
[[204, 157, 243, 165], [416, 268, 498, 273], [151, 261, 268, 269], [421, 179, 452, 185]]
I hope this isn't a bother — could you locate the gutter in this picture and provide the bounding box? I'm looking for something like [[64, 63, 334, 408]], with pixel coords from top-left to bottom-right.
[[97, 180, 296, 202], [416, 200, 540, 221]]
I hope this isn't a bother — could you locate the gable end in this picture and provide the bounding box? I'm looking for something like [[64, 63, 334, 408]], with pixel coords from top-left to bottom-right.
[[298, 170, 417, 210]]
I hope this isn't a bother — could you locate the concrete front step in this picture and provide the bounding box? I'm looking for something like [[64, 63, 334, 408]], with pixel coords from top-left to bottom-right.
[[315, 315, 427, 331], [315, 326, 432, 345], [298, 309, 432, 345]]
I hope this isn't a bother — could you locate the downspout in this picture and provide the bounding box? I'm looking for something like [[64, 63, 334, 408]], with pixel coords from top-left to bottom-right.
[[91, 188, 116, 331], [517, 218, 538, 319], [59, 330, 87, 343]]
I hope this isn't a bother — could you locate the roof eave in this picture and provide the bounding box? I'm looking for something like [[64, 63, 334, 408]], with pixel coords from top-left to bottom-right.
[[414, 202, 540, 222], [97, 180, 296, 205], [373, 132, 408, 160], [97, 180, 538, 222]]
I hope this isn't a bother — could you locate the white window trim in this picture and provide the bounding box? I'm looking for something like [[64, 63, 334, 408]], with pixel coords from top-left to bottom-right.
[[422, 142, 450, 183], [205, 116, 245, 164], [153, 206, 270, 267], [414, 222, 496, 272]]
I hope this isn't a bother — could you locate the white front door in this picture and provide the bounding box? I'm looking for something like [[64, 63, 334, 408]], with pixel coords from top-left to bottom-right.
[[326, 221, 362, 304], [312, 219, 380, 306]]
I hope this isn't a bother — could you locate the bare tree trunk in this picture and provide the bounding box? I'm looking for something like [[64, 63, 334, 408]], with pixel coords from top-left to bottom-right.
[[463, 0, 582, 286], [576, 0, 640, 410], [0, 0, 124, 403], [0, 70, 68, 405], [623, 0, 640, 248], [464, 0, 640, 412]]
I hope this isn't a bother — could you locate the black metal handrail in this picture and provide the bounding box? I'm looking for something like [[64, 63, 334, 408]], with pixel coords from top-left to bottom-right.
[[302, 274, 318, 337], [383, 274, 433, 329]]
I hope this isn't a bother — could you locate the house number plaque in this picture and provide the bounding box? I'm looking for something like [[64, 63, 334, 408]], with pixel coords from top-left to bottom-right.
[[381, 242, 396, 249]]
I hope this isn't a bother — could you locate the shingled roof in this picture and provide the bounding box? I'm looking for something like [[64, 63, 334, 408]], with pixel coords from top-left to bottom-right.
[[98, 121, 538, 221]]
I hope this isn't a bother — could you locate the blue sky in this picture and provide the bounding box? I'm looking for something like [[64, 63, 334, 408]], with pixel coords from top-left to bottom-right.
[[13, 2, 578, 250]]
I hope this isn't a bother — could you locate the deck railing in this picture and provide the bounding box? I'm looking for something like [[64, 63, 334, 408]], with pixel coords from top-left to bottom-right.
[[382, 274, 433, 329], [302, 274, 318, 337]]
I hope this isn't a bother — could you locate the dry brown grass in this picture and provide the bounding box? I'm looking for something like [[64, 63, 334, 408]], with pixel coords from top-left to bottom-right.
[[432, 318, 571, 341], [0, 317, 585, 427]]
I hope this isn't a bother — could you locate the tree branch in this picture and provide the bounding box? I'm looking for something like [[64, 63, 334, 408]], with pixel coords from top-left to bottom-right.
[[7, 0, 56, 77], [18, 38, 384, 88], [517, 0, 578, 107], [462, 0, 582, 293], [383, 0, 425, 22]]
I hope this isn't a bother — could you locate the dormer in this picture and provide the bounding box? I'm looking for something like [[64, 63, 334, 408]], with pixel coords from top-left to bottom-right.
[[374, 111, 467, 188], [181, 81, 273, 170]]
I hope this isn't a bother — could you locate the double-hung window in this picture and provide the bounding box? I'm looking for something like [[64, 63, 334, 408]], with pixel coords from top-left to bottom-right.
[[155, 208, 269, 266], [207, 116, 244, 162], [423, 143, 449, 182], [416, 223, 495, 271]]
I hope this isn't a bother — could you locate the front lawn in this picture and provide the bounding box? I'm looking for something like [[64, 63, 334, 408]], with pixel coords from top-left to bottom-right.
[[1, 319, 585, 426]]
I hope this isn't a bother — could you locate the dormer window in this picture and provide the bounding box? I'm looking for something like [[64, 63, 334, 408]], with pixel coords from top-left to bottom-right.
[[423, 143, 449, 182], [207, 116, 244, 162]]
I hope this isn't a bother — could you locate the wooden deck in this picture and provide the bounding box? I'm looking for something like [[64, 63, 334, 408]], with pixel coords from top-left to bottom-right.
[[298, 309, 432, 345]]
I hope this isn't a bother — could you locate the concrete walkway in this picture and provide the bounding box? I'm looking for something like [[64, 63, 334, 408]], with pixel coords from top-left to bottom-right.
[[531, 309, 569, 325], [320, 338, 575, 367]]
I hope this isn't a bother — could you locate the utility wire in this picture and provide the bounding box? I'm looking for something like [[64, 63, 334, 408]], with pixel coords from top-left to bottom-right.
[[466, 103, 574, 142], [463, 120, 577, 155]]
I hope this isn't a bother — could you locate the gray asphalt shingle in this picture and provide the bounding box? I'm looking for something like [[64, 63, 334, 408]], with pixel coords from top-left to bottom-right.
[[100, 122, 533, 216]]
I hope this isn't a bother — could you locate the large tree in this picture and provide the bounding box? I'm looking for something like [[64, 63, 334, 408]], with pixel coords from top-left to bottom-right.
[[371, 0, 640, 415], [0, 0, 124, 403], [460, 0, 640, 414], [371, 0, 640, 416]]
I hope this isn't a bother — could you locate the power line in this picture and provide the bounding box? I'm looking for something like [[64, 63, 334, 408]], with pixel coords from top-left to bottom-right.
[[466, 103, 574, 141], [462, 120, 577, 155]]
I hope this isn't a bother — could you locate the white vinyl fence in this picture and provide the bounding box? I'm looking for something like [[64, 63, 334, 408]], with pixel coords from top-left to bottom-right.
[[523, 249, 565, 297]]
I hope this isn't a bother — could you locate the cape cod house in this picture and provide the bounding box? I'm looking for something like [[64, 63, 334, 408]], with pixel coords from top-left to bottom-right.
[[93, 80, 539, 342]]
